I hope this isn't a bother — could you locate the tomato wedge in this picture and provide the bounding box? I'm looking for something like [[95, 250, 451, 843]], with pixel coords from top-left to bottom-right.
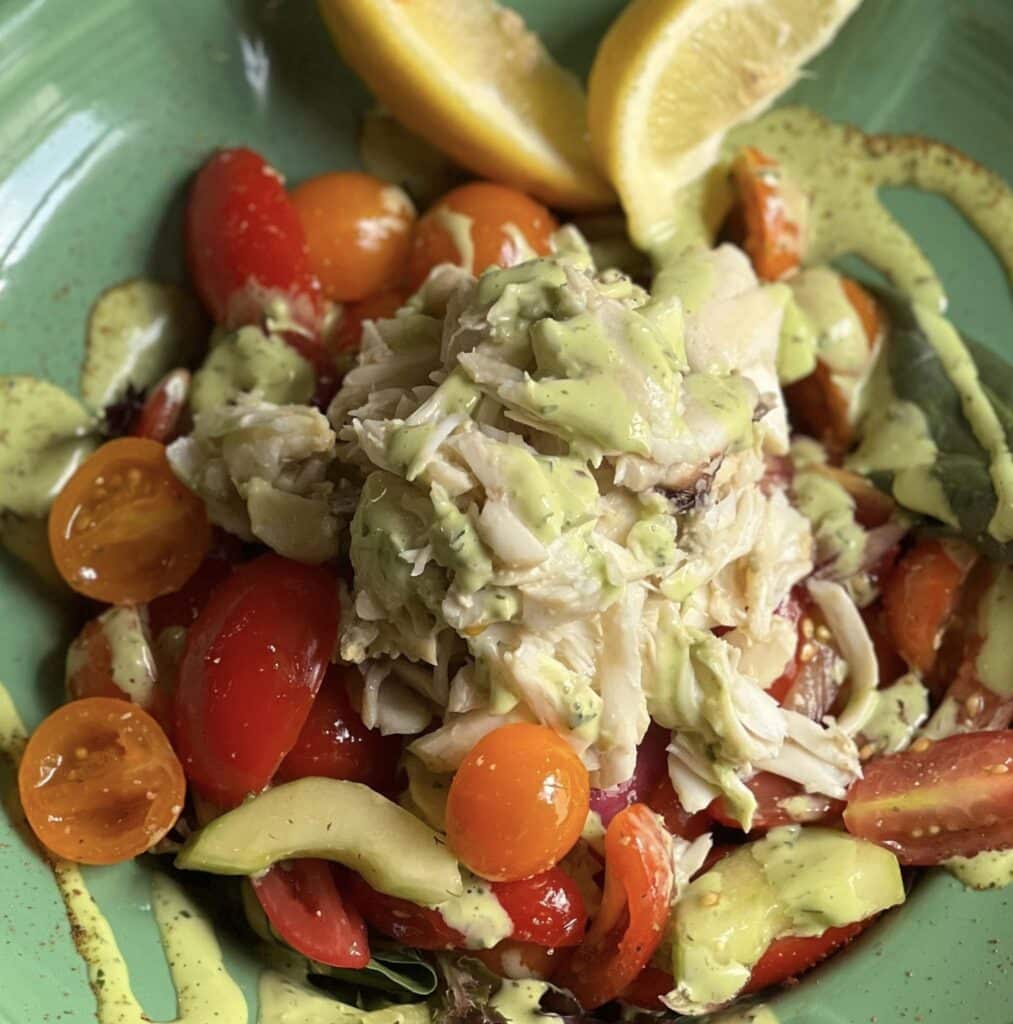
[[844, 731, 1013, 864], [554, 804, 674, 1009], [173, 554, 339, 807], [731, 147, 802, 282], [645, 775, 712, 840], [711, 772, 843, 833], [132, 369, 191, 444], [742, 920, 868, 995], [346, 866, 587, 950], [253, 859, 369, 968], [883, 539, 976, 676]]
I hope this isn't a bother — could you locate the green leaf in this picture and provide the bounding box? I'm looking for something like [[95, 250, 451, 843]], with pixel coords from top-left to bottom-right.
[[870, 290, 1013, 562], [310, 941, 439, 1000]]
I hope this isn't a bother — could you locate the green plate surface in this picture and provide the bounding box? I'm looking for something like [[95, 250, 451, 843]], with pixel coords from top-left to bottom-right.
[[0, 1, 1011, 1021]]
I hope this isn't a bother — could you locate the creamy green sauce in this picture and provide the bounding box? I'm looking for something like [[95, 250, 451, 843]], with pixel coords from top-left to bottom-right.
[[860, 674, 929, 757], [433, 208, 476, 273], [792, 467, 865, 579], [437, 874, 513, 950], [101, 606, 158, 707], [944, 850, 1013, 891], [259, 970, 430, 1024], [489, 979, 560, 1024], [975, 566, 1013, 697], [0, 376, 98, 519], [82, 279, 204, 410], [190, 325, 315, 414], [728, 107, 1013, 311]]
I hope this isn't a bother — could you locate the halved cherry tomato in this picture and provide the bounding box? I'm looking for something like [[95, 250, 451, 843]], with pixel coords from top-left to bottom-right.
[[48, 438, 211, 604], [347, 866, 586, 950], [784, 277, 882, 452], [710, 772, 843, 834], [554, 803, 674, 1010], [252, 859, 369, 968], [407, 183, 557, 289], [731, 147, 802, 282], [645, 775, 712, 840], [883, 539, 976, 676], [844, 731, 1013, 864], [623, 919, 869, 1008], [743, 920, 869, 995], [935, 637, 1013, 734], [331, 288, 406, 354], [275, 664, 402, 793], [173, 554, 340, 807], [132, 369, 191, 444], [185, 147, 322, 331], [446, 722, 589, 882], [473, 941, 560, 981], [18, 697, 184, 864], [291, 173, 415, 303]]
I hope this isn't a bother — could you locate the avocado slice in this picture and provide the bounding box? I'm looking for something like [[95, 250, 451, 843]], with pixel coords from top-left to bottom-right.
[[176, 778, 463, 905], [668, 826, 904, 1013]]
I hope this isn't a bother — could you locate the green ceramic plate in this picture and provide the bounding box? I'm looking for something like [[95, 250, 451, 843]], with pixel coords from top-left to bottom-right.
[[1, 1, 1011, 1021]]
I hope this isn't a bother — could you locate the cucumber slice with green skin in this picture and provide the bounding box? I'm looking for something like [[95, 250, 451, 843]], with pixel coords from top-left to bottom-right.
[[175, 778, 463, 905]]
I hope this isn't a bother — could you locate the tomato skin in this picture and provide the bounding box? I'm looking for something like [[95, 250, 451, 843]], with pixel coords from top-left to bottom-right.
[[407, 183, 557, 289], [883, 539, 975, 676], [173, 554, 340, 808], [275, 664, 402, 793], [347, 867, 586, 950], [742, 920, 868, 995], [844, 731, 1013, 864], [18, 697, 185, 865], [332, 288, 406, 354], [446, 723, 590, 883], [48, 437, 211, 605], [710, 772, 843, 834], [132, 369, 191, 444], [185, 147, 322, 331], [645, 776, 712, 840], [291, 173, 415, 303], [253, 859, 369, 968], [554, 804, 674, 1010], [732, 147, 802, 282]]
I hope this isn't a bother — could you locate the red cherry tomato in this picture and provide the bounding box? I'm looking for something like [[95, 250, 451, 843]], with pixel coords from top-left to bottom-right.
[[347, 866, 586, 951], [185, 147, 322, 332], [132, 369, 191, 444], [407, 183, 557, 289], [252, 859, 369, 968], [554, 804, 674, 1009], [844, 731, 1013, 864], [173, 554, 339, 807], [710, 772, 843, 834], [275, 665, 402, 793], [473, 941, 560, 981], [446, 723, 590, 882], [291, 173, 415, 303], [645, 775, 712, 840], [743, 919, 868, 995], [48, 438, 211, 605], [18, 698, 184, 865], [883, 539, 976, 676], [332, 288, 406, 354]]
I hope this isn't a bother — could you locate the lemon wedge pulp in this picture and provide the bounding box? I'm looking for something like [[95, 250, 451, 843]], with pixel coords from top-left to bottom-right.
[[588, 0, 862, 249], [317, 0, 614, 212]]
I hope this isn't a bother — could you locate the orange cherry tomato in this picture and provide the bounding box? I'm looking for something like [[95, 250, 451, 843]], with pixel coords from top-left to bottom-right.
[[18, 697, 185, 864], [48, 437, 211, 605], [446, 723, 589, 882], [290, 172, 415, 303], [331, 288, 407, 354], [407, 182, 557, 289], [732, 146, 802, 282]]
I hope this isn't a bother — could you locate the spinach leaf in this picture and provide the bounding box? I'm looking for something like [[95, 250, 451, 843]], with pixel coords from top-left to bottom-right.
[[871, 289, 1013, 562], [309, 940, 439, 1000]]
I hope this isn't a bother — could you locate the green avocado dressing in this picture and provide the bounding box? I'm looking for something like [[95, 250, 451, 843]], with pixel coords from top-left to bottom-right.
[[190, 325, 315, 414], [944, 850, 1013, 891], [489, 979, 561, 1024], [859, 674, 930, 757], [0, 376, 98, 520], [82, 279, 205, 410], [791, 466, 865, 579]]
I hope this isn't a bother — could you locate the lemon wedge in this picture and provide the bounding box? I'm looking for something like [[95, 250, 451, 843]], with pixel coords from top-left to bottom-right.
[[588, 0, 862, 249], [317, 0, 614, 211]]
